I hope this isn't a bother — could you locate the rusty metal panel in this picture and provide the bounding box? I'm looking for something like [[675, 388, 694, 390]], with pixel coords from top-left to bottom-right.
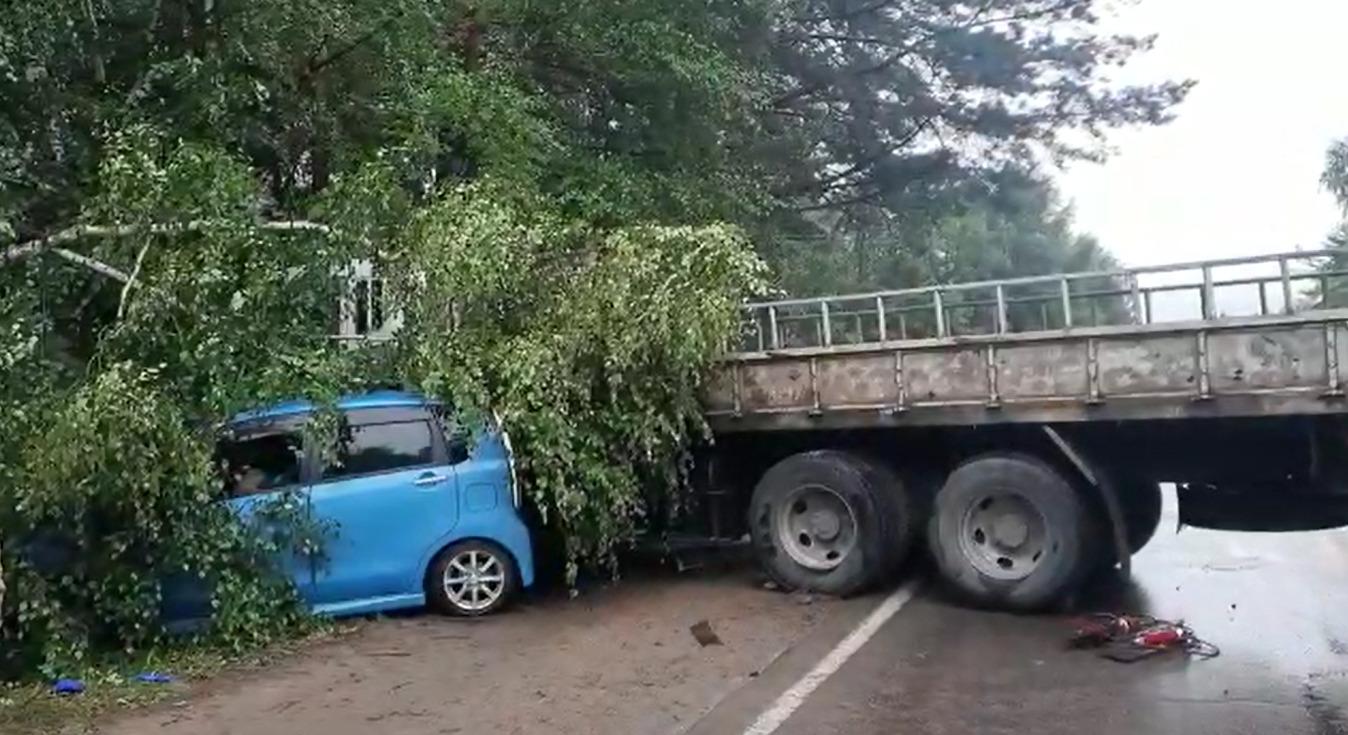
[[702, 366, 737, 412], [1209, 327, 1326, 392], [1097, 335, 1196, 396], [740, 360, 815, 411], [996, 342, 1089, 400], [904, 349, 987, 403], [816, 354, 898, 408]]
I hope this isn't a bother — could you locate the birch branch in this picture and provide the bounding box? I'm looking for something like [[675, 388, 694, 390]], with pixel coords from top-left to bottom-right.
[[1, 220, 336, 282]]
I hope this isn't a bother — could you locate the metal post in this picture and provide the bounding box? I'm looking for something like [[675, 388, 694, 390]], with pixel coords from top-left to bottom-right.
[[755, 309, 764, 351], [1143, 290, 1153, 324], [820, 301, 833, 346], [1281, 257, 1294, 314], [875, 296, 887, 342], [1060, 278, 1073, 328], [995, 285, 1008, 334], [1201, 266, 1215, 319], [1258, 282, 1268, 316], [898, 310, 908, 340], [768, 305, 779, 349], [1321, 274, 1332, 309], [1129, 272, 1144, 324], [933, 290, 947, 337]]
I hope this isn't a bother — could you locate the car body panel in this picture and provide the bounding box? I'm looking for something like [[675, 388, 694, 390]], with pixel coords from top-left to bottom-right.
[[308, 464, 460, 604], [182, 390, 534, 621]]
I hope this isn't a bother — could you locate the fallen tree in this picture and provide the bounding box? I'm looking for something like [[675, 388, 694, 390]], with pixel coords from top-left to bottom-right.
[[0, 134, 764, 677]]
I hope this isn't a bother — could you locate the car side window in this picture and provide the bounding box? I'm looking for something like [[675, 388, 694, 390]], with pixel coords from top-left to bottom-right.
[[219, 431, 303, 498], [322, 420, 435, 480]]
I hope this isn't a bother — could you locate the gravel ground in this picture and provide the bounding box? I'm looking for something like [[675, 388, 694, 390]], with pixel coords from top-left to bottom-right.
[[97, 567, 855, 735]]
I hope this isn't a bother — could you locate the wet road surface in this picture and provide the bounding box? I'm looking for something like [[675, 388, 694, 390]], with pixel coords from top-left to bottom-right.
[[690, 488, 1348, 735]]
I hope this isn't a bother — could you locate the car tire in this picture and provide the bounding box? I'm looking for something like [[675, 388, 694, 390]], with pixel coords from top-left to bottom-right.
[[749, 450, 907, 597], [928, 453, 1091, 611], [426, 539, 519, 616]]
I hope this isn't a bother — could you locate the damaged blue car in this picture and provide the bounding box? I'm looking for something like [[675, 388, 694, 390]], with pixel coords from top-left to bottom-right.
[[172, 390, 534, 620]]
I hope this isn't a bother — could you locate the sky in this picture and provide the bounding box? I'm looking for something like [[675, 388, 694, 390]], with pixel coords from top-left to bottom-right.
[[1057, 0, 1348, 269]]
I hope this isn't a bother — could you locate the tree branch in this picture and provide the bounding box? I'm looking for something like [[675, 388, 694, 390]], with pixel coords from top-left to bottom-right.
[[305, 13, 404, 78], [775, 0, 1087, 109], [794, 0, 900, 24], [787, 117, 934, 198], [117, 240, 155, 319], [2, 220, 335, 282], [794, 187, 885, 213], [794, 33, 908, 48]]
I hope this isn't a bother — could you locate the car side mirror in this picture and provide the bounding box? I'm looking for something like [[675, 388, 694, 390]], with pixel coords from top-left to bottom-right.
[[446, 431, 471, 465]]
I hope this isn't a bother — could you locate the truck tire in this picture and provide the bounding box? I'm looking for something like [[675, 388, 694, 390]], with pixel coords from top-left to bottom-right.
[[928, 453, 1091, 611], [749, 451, 909, 596], [853, 455, 918, 578], [1117, 478, 1163, 554]]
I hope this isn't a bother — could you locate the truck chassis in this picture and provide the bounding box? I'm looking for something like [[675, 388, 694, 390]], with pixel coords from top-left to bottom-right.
[[695, 249, 1348, 608]]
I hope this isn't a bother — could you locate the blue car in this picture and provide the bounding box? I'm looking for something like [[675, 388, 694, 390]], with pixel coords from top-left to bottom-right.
[[213, 390, 534, 617]]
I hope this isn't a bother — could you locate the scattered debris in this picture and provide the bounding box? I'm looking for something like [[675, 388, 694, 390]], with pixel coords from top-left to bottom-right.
[[51, 678, 85, 695], [134, 672, 174, 684], [791, 593, 815, 606], [1068, 613, 1220, 663], [689, 620, 722, 647]]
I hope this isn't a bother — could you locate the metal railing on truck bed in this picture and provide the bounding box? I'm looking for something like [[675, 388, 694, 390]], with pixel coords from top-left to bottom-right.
[[705, 249, 1348, 432]]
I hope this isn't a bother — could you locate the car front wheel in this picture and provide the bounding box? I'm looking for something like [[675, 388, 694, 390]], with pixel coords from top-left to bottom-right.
[[427, 539, 519, 616]]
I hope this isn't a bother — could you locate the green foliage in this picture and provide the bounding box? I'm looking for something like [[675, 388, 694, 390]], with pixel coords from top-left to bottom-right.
[[1326, 138, 1348, 248], [392, 183, 767, 574], [766, 167, 1118, 296], [1324, 139, 1348, 212], [769, 0, 1192, 211], [0, 0, 1187, 684], [1, 364, 308, 678]]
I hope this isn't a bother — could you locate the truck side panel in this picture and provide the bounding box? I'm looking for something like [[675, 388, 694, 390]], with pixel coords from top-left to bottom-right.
[[708, 315, 1348, 431]]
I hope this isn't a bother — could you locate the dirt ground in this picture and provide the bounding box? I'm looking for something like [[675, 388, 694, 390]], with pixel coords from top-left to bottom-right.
[[96, 567, 847, 735]]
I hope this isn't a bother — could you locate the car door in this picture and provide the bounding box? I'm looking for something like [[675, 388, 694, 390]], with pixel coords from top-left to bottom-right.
[[214, 418, 314, 602], [307, 406, 460, 608]]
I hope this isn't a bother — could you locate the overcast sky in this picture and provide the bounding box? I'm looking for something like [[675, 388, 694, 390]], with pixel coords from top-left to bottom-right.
[[1057, 0, 1348, 268]]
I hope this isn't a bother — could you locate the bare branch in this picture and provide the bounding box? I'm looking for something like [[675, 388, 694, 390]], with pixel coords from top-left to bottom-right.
[[52, 248, 131, 282], [2, 219, 335, 282], [117, 240, 155, 319]]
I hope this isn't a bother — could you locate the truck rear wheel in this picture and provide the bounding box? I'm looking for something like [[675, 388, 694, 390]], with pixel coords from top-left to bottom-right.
[[750, 451, 911, 596], [928, 453, 1091, 611]]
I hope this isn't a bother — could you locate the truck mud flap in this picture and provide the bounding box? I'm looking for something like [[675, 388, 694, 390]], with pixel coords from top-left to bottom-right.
[[1178, 483, 1348, 532]]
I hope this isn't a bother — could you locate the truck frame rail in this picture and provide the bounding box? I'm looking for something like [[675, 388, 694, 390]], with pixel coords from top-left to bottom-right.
[[706, 249, 1348, 431]]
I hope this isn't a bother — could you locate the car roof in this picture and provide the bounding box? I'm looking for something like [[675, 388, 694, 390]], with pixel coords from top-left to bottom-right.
[[230, 390, 429, 424]]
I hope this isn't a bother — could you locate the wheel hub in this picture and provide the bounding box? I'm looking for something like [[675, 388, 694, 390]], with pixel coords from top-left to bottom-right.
[[774, 484, 859, 571], [808, 509, 842, 541], [444, 549, 506, 612], [958, 493, 1049, 581], [991, 514, 1029, 548]]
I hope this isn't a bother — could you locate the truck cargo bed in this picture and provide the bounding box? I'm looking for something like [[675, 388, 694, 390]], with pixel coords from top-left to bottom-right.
[[707, 250, 1348, 432]]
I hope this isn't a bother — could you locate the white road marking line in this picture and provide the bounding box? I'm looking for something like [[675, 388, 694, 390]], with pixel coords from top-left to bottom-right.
[[743, 579, 921, 735]]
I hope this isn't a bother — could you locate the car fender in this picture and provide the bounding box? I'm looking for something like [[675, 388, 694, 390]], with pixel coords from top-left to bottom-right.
[[413, 510, 536, 591]]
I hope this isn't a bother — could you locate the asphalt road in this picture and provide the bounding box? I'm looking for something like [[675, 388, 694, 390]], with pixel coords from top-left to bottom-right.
[[689, 487, 1348, 735]]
